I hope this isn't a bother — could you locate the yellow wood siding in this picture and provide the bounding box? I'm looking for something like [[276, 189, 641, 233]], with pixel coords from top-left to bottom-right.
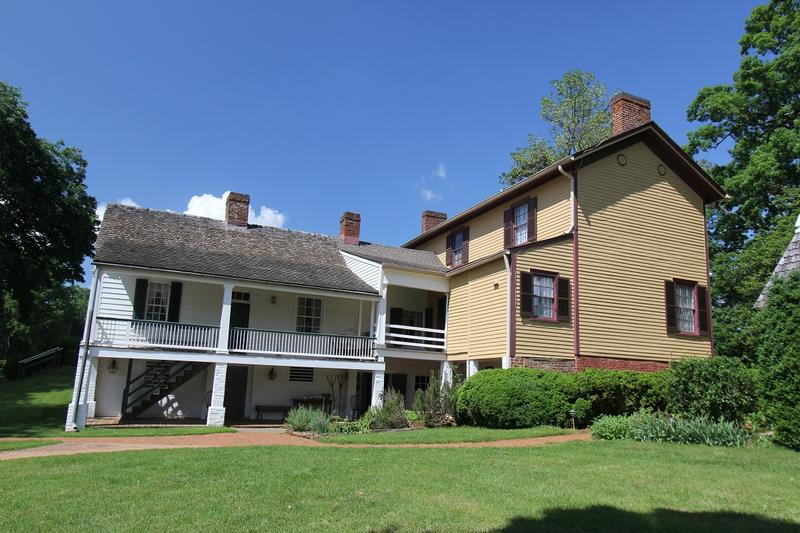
[[515, 238, 574, 359], [577, 141, 711, 361], [415, 176, 572, 266], [445, 258, 507, 360]]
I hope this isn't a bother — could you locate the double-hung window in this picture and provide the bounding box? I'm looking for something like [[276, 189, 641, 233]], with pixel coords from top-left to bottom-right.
[[665, 279, 710, 336], [452, 230, 465, 266], [447, 227, 469, 268], [145, 282, 170, 322], [296, 297, 322, 333], [532, 273, 555, 319], [674, 282, 696, 334], [513, 203, 528, 245]]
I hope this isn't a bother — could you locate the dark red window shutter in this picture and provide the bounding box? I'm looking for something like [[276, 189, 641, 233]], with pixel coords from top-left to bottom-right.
[[503, 209, 513, 248], [520, 271, 533, 318], [528, 197, 537, 242], [665, 280, 677, 333], [445, 234, 453, 267], [133, 278, 148, 320], [461, 227, 470, 264], [557, 277, 570, 322], [697, 285, 710, 336]]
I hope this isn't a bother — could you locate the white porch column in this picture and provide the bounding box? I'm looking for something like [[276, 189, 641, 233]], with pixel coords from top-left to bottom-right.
[[440, 360, 453, 388], [346, 370, 358, 418], [217, 283, 234, 354], [466, 359, 479, 378], [370, 368, 385, 408], [501, 355, 512, 369], [206, 363, 228, 426], [375, 278, 388, 345], [85, 357, 100, 419]]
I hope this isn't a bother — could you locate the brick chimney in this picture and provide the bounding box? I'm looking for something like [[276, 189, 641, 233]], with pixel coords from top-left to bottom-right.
[[225, 192, 250, 227], [421, 210, 447, 233], [610, 92, 651, 136], [339, 212, 361, 244]]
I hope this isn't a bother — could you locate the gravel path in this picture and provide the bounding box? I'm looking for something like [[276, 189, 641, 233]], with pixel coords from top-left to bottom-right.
[[0, 429, 590, 460]]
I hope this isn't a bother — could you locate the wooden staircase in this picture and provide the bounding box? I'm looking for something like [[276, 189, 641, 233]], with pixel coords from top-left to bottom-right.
[[121, 361, 210, 419]]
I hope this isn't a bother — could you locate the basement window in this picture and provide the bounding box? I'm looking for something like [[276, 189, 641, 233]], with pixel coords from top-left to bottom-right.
[[289, 367, 314, 382]]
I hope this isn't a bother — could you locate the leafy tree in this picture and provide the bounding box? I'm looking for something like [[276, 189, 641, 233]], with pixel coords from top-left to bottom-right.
[[0, 81, 96, 365], [500, 70, 611, 187], [686, 0, 800, 256]]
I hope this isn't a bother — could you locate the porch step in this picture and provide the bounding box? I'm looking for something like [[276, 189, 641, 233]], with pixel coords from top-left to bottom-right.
[[86, 416, 121, 426]]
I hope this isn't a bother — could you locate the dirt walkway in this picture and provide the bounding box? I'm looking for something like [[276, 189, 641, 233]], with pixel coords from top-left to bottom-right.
[[0, 430, 590, 460]]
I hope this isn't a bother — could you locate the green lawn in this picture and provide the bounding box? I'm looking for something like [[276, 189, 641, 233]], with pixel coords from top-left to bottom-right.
[[1, 441, 798, 532], [0, 366, 232, 438], [0, 439, 59, 452], [319, 425, 569, 444]]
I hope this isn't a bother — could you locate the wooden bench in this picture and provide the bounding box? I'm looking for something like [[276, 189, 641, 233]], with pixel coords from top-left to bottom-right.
[[255, 405, 291, 422]]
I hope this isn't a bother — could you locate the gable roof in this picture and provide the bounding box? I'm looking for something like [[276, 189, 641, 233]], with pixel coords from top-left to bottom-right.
[[402, 121, 726, 248], [95, 205, 378, 295], [339, 241, 447, 273], [755, 216, 800, 309]]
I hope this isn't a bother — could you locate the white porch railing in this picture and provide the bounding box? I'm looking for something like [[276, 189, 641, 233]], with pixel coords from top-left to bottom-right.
[[94, 317, 220, 351], [385, 324, 446, 352], [229, 327, 375, 360]]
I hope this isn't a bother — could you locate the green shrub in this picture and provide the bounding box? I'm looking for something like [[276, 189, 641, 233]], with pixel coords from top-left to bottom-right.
[[455, 367, 670, 429], [337, 410, 375, 434], [405, 410, 420, 423], [750, 272, 800, 450], [370, 389, 409, 430], [668, 357, 758, 422], [591, 411, 750, 447], [412, 367, 461, 427], [284, 407, 332, 433]]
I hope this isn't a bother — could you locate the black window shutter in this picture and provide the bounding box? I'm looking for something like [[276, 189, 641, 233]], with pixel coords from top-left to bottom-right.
[[445, 234, 453, 267], [503, 208, 513, 248], [167, 282, 183, 323], [520, 271, 533, 318], [665, 281, 677, 333], [461, 227, 470, 264], [557, 277, 570, 322], [133, 279, 149, 320], [528, 197, 537, 242], [697, 285, 710, 336]]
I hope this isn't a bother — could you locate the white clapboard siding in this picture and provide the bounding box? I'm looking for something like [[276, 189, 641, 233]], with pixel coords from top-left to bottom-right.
[[341, 252, 381, 290], [97, 272, 135, 319]]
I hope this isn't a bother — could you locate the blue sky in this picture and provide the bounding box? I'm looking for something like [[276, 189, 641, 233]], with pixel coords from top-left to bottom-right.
[[3, 1, 758, 278]]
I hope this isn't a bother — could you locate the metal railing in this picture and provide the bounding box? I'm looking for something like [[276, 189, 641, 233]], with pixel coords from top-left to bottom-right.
[[94, 317, 220, 351], [229, 327, 375, 359], [385, 324, 446, 352], [17, 347, 63, 377]]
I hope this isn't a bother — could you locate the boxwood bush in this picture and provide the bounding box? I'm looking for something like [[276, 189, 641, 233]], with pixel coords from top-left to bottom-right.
[[667, 357, 758, 422], [455, 368, 669, 429]]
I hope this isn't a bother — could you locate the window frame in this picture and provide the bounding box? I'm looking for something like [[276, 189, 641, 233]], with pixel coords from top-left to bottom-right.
[[295, 296, 323, 334], [144, 281, 171, 322], [414, 375, 430, 391], [511, 200, 529, 246], [447, 226, 469, 268], [672, 278, 700, 336], [530, 269, 559, 322]]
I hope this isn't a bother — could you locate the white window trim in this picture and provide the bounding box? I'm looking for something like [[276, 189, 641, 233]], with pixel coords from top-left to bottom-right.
[[295, 296, 323, 334]]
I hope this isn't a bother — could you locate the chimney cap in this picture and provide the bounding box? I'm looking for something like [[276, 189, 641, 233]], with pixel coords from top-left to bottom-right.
[[610, 91, 651, 107], [340, 211, 361, 222], [227, 191, 250, 203]]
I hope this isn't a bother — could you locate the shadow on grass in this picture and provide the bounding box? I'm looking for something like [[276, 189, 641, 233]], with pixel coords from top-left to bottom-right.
[[0, 367, 74, 437], [492, 506, 800, 532]]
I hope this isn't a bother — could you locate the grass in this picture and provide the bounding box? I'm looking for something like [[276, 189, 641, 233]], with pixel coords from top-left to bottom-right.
[[0, 366, 233, 438], [0, 439, 59, 452], [1, 441, 798, 531], [318, 425, 569, 444]]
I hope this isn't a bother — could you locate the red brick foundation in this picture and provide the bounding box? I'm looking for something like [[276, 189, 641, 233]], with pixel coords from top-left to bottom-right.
[[576, 356, 668, 372], [511, 356, 576, 372]]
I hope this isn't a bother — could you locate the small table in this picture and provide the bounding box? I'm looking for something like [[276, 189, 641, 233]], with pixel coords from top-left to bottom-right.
[[255, 405, 290, 422]]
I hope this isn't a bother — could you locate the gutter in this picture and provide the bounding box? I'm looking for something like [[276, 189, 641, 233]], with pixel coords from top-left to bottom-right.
[[66, 265, 101, 431], [558, 160, 581, 358]]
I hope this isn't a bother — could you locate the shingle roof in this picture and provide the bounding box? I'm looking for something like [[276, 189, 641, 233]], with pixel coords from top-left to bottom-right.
[[339, 241, 447, 273], [95, 205, 378, 295], [755, 216, 800, 308]]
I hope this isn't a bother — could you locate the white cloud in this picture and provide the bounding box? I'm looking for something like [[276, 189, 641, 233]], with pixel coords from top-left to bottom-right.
[[420, 188, 442, 202], [96, 197, 139, 221], [184, 191, 286, 228], [433, 163, 447, 179]]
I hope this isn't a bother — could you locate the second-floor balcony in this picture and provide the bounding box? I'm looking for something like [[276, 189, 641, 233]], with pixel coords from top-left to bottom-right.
[[94, 317, 376, 360]]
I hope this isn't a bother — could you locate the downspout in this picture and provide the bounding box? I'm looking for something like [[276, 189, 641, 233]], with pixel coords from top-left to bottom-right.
[[503, 251, 513, 368], [558, 160, 581, 361], [702, 202, 714, 356], [66, 264, 101, 431]]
